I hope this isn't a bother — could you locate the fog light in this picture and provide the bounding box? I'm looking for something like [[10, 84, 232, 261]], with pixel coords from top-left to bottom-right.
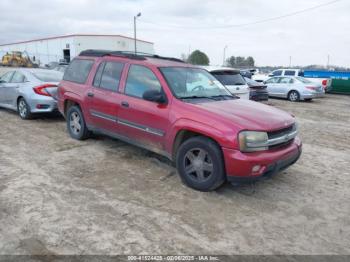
[[252, 165, 261, 173]]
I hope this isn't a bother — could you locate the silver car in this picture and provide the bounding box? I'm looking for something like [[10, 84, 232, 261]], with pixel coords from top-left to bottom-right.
[[265, 76, 325, 102], [0, 68, 63, 119]]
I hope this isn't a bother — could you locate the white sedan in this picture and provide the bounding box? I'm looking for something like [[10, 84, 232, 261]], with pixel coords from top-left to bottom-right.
[[265, 76, 325, 102]]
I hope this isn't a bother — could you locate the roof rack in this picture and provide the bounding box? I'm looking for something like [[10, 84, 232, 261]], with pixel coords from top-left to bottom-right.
[[79, 49, 185, 63]]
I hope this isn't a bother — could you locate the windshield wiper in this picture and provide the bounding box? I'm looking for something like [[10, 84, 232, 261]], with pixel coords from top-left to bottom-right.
[[179, 95, 217, 100], [210, 94, 236, 100]]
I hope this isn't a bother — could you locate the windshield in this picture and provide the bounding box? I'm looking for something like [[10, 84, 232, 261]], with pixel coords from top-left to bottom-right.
[[211, 71, 246, 86], [32, 71, 63, 82], [296, 76, 312, 83], [160, 67, 233, 99]]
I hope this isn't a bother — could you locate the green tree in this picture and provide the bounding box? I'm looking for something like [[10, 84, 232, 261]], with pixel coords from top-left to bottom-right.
[[226, 56, 236, 67], [187, 50, 210, 65], [235, 56, 245, 67], [246, 56, 255, 67]]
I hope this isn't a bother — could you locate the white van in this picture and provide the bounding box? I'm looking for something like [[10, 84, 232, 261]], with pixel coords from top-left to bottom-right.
[[202, 66, 250, 99]]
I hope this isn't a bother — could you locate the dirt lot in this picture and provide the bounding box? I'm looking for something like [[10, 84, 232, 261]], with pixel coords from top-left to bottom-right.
[[0, 68, 349, 255]]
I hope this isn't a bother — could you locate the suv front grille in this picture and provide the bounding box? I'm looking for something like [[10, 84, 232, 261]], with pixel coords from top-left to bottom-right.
[[267, 124, 297, 149]]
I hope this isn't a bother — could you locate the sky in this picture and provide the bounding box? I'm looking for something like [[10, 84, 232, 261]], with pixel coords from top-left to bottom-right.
[[0, 0, 349, 67]]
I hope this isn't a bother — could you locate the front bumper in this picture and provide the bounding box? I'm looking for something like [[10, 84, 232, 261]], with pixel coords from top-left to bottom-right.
[[223, 137, 302, 183]]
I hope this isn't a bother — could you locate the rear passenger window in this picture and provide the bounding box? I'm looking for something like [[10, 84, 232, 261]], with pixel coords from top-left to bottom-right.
[[99, 62, 124, 91], [125, 65, 162, 99], [266, 78, 279, 84], [279, 77, 293, 84], [285, 70, 295, 76], [11, 72, 26, 83], [63, 59, 94, 84], [93, 62, 105, 87]]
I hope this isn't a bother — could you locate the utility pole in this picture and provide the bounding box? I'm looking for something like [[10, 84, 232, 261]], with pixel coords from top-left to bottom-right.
[[327, 54, 330, 69], [223, 45, 228, 66], [289, 56, 292, 67], [134, 12, 141, 55]]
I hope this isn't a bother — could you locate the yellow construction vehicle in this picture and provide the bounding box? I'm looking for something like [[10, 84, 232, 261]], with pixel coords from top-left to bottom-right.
[[1, 51, 38, 67]]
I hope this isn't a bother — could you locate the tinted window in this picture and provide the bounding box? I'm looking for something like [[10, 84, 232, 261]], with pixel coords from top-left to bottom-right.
[[285, 70, 296, 76], [0, 71, 14, 83], [125, 65, 162, 98], [11, 72, 26, 83], [99, 62, 124, 91], [63, 59, 94, 84], [93, 62, 105, 87], [211, 71, 246, 85], [32, 71, 63, 82], [273, 70, 282, 76]]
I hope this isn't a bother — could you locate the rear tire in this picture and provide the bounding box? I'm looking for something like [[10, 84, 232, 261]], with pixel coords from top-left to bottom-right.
[[288, 90, 300, 102], [66, 106, 90, 140], [17, 98, 32, 120], [176, 136, 225, 191]]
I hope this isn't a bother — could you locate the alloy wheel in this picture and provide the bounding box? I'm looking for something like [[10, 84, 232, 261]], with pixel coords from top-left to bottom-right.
[[289, 91, 299, 102], [183, 148, 214, 182], [70, 112, 81, 135], [18, 100, 27, 118]]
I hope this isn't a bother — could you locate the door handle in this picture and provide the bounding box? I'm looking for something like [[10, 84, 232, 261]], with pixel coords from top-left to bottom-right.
[[121, 101, 129, 108], [87, 92, 94, 97]]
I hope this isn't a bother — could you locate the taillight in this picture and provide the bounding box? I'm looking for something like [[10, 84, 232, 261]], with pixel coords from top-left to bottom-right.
[[322, 79, 327, 86], [33, 84, 57, 97], [305, 86, 316, 91]]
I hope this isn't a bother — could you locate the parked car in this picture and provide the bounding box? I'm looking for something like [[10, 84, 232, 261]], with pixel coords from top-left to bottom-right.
[[265, 76, 325, 102], [58, 50, 302, 191], [268, 68, 304, 77], [0, 69, 63, 119], [268, 68, 331, 90], [203, 66, 250, 99], [53, 64, 68, 73], [244, 77, 269, 101]]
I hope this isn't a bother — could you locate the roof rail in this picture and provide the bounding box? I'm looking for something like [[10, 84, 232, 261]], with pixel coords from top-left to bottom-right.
[[79, 49, 185, 63]]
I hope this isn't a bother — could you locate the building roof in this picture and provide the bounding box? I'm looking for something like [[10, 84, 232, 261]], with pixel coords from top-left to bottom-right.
[[0, 34, 153, 47]]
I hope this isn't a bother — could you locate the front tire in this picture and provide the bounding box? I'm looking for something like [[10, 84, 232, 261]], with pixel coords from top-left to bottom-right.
[[288, 90, 300, 102], [17, 98, 32, 120], [176, 136, 225, 191], [66, 105, 90, 140]]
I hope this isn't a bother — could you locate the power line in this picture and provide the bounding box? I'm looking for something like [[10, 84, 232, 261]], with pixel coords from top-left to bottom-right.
[[140, 0, 342, 29]]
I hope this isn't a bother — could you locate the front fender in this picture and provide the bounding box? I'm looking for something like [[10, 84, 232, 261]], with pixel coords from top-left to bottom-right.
[[166, 118, 238, 156]]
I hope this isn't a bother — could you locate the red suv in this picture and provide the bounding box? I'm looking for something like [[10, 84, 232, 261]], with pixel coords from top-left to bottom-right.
[[58, 50, 302, 191]]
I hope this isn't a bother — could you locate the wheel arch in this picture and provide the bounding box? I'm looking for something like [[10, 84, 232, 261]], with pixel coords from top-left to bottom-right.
[[171, 128, 223, 162]]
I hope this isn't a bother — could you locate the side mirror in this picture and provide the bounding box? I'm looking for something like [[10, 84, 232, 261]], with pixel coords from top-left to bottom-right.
[[268, 74, 274, 77], [0, 79, 6, 84], [142, 89, 167, 104]]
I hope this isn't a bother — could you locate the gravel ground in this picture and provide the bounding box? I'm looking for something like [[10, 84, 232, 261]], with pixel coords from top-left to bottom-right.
[[0, 67, 349, 255]]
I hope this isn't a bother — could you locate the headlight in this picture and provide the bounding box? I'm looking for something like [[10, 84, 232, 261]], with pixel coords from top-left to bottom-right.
[[238, 131, 268, 152]]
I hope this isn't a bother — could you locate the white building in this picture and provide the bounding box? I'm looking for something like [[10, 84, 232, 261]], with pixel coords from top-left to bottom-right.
[[0, 34, 154, 66]]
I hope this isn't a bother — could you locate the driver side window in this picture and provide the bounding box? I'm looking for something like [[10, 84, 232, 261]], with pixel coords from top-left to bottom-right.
[[0, 71, 14, 83], [125, 65, 162, 99]]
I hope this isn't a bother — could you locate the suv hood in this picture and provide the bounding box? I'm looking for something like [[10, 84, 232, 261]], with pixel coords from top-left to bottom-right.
[[194, 99, 295, 131]]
